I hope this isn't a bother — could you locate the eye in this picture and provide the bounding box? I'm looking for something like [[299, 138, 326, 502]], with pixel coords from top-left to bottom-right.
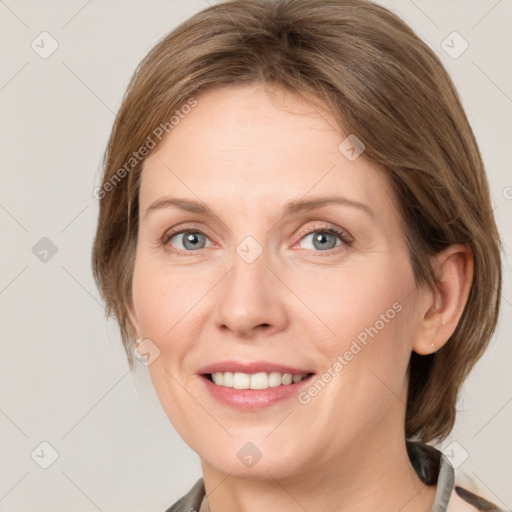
[[163, 229, 212, 253], [295, 224, 353, 252], [161, 223, 353, 255], [300, 231, 340, 251]]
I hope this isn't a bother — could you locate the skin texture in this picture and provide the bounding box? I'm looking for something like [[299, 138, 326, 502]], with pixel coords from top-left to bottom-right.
[[128, 83, 473, 512]]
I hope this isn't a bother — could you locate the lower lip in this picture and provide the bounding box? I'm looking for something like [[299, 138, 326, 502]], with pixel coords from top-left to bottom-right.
[[199, 374, 315, 410]]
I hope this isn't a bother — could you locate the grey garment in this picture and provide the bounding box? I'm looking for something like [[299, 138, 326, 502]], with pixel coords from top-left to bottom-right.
[[164, 442, 499, 512], [430, 450, 455, 512], [166, 477, 204, 512]]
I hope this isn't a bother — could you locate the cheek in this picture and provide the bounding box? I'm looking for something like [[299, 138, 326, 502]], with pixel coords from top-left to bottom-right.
[[131, 257, 197, 340], [299, 256, 413, 344], [302, 253, 416, 405], [131, 277, 167, 339]]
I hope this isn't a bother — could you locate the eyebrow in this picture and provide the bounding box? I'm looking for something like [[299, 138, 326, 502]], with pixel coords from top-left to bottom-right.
[[144, 195, 374, 220]]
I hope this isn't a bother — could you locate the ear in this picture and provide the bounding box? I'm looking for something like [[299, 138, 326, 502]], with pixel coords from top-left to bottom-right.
[[412, 244, 474, 355]]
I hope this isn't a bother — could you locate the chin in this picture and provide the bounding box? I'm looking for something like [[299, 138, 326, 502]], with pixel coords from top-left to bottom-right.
[[195, 436, 309, 480]]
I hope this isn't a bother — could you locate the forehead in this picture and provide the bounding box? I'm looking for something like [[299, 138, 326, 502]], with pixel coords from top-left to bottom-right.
[[139, 83, 392, 216]]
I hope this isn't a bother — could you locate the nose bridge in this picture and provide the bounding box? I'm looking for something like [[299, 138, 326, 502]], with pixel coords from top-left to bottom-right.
[[213, 237, 288, 336]]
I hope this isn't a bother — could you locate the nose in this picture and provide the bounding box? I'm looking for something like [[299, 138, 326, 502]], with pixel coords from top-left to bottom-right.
[[212, 247, 289, 339]]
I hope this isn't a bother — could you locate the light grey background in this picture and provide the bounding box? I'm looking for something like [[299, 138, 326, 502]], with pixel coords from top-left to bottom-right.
[[0, 1, 510, 510]]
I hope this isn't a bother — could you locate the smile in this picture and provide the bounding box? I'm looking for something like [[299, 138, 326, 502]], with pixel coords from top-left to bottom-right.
[[207, 371, 310, 389]]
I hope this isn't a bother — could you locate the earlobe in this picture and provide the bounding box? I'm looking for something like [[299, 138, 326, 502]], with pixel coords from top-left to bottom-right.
[[412, 245, 474, 355]]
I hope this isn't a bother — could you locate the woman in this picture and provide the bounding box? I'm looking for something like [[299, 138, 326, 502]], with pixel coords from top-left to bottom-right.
[[91, 0, 504, 510]]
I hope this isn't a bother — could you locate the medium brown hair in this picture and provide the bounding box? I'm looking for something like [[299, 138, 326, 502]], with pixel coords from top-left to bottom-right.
[[91, 0, 502, 443]]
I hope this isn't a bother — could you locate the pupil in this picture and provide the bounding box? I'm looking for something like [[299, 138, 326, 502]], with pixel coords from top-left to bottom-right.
[[184, 232, 203, 250], [314, 232, 335, 250]]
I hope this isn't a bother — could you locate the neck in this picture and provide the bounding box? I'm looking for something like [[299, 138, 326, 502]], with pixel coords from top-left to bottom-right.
[[199, 420, 436, 512]]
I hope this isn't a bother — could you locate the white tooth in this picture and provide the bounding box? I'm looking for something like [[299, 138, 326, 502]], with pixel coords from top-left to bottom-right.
[[250, 372, 269, 389], [281, 373, 293, 385], [268, 372, 283, 387], [211, 371, 307, 388], [222, 371, 233, 387], [233, 372, 250, 389]]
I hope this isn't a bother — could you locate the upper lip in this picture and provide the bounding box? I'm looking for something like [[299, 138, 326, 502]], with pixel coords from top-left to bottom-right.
[[197, 360, 314, 375]]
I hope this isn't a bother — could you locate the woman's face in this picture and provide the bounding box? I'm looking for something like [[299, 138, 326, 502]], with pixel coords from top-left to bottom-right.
[[129, 83, 425, 479]]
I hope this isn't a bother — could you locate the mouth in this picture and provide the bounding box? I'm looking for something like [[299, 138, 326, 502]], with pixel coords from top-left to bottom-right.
[[196, 362, 316, 409], [197, 360, 315, 410]]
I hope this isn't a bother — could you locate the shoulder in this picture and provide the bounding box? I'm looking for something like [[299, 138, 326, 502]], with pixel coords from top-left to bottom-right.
[[407, 441, 508, 512], [164, 478, 205, 512], [448, 470, 509, 512]]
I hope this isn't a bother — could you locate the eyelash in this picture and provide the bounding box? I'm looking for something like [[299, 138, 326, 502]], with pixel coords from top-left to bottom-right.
[[160, 223, 354, 257]]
